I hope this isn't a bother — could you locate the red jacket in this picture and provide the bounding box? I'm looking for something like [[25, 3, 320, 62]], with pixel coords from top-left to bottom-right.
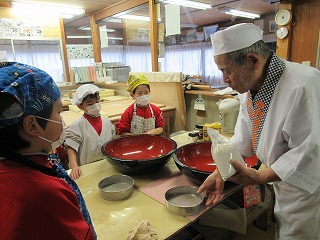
[[0, 155, 94, 240], [116, 103, 165, 135]]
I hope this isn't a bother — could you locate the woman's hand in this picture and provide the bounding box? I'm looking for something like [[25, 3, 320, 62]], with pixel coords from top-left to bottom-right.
[[197, 170, 225, 207]]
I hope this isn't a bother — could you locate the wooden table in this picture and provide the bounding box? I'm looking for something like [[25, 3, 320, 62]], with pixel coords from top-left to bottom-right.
[[73, 133, 245, 240]]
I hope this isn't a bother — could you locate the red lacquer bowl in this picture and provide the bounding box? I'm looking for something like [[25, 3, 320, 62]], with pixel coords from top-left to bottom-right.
[[102, 135, 177, 174], [173, 142, 260, 185]]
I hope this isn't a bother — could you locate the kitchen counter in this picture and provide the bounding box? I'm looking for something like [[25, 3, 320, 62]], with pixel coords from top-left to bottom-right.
[[74, 132, 244, 239], [184, 89, 238, 131]]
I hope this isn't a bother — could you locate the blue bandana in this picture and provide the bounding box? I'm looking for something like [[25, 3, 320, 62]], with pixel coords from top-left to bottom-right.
[[0, 62, 60, 128]]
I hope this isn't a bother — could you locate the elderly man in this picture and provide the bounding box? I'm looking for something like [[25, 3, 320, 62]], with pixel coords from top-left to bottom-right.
[[198, 23, 320, 239]]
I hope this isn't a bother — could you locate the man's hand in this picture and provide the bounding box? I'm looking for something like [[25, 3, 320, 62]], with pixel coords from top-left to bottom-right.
[[197, 170, 225, 207], [228, 160, 281, 185]]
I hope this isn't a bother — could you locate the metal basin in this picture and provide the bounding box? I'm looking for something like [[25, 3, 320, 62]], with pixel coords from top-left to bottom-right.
[[165, 186, 204, 216], [98, 175, 134, 201]]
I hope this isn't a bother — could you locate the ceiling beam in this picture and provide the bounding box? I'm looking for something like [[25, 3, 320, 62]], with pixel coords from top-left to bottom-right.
[[93, 0, 148, 22]]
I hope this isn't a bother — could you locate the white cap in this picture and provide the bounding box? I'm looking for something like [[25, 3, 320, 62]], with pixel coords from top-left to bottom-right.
[[211, 23, 263, 56], [72, 84, 101, 105]]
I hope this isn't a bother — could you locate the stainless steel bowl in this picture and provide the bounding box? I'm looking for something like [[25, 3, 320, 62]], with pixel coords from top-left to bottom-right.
[[165, 186, 204, 216], [98, 175, 134, 201]]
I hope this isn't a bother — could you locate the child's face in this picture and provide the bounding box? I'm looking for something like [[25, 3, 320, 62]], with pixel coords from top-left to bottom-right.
[[78, 94, 100, 113], [40, 98, 64, 152], [131, 85, 150, 99]]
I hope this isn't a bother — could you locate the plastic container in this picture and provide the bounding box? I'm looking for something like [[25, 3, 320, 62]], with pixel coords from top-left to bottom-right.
[[208, 128, 246, 181], [217, 98, 240, 134], [195, 123, 204, 141], [203, 124, 212, 141], [211, 122, 221, 133], [188, 132, 198, 143]]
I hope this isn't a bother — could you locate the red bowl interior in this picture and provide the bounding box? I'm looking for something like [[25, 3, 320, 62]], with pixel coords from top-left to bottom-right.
[[176, 142, 258, 172], [103, 135, 176, 161]]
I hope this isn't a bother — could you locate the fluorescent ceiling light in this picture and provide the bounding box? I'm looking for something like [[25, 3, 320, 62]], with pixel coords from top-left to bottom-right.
[[115, 14, 150, 22], [80, 27, 115, 32], [219, 8, 260, 19], [67, 36, 91, 39], [66, 36, 123, 40], [103, 18, 122, 23], [181, 23, 198, 28], [109, 37, 123, 40], [12, 2, 84, 18], [159, 0, 211, 10], [60, 14, 74, 19]]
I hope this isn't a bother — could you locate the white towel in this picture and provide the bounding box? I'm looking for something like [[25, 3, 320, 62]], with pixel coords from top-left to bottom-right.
[[213, 87, 238, 95], [127, 220, 158, 240]]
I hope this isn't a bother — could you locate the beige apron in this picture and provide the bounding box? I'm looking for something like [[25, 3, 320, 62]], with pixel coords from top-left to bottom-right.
[[130, 103, 155, 134]]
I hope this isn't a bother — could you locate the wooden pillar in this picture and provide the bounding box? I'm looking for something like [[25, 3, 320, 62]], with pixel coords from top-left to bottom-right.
[[149, 0, 158, 72], [90, 15, 102, 63], [59, 18, 70, 82], [276, 1, 293, 60]]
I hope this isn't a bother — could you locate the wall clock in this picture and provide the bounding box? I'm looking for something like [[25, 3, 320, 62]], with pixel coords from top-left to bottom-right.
[[275, 9, 292, 26], [276, 27, 289, 39]]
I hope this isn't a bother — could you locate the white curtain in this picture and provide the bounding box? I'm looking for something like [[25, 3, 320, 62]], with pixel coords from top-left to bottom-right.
[[101, 45, 124, 64], [0, 40, 64, 82], [163, 42, 225, 87], [101, 45, 152, 72], [124, 45, 152, 72], [1, 40, 224, 86], [68, 58, 95, 68], [164, 42, 202, 75], [203, 42, 224, 87]]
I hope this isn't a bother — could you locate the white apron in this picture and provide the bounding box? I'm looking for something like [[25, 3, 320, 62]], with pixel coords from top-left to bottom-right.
[[65, 116, 115, 166], [130, 103, 155, 134], [231, 54, 320, 239]]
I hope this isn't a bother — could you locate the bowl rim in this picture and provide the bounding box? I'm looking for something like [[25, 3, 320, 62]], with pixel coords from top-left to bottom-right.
[[173, 141, 261, 173], [173, 142, 213, 174], [101, 134, 178, 162], [98, 174, 134, 193], [165, 185, 204, 208]]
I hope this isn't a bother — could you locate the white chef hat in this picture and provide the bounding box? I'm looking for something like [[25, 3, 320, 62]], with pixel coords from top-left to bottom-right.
[[211, 23, 263, 56], [72, 84, 101, 105]]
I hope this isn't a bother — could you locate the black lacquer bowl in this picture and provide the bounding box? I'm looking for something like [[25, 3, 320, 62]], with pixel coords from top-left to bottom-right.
[[173, 142, 260, 185], [102, 135, 177, 174]]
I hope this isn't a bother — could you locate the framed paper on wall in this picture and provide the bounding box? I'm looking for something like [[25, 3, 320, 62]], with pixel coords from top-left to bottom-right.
[[203, 24, 219, 41], [269, 20, 278, 33]]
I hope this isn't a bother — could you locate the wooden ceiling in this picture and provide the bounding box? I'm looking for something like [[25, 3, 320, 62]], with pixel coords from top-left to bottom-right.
[[1, 0, 280, 36]]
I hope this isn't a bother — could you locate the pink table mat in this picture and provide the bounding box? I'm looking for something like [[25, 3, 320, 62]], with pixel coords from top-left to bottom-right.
[[138, 171, 209, 221]]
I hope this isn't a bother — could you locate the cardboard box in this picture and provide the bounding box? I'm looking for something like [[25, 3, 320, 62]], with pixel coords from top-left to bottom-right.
[[199, 184, 273, 235], [229, 184, 262, 208]]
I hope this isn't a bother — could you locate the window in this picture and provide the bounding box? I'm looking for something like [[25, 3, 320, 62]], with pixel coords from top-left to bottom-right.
[[0, 39, 65, 82]]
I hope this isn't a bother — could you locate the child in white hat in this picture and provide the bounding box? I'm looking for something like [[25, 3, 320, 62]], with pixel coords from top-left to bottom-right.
[[65, 84, 115, 180]]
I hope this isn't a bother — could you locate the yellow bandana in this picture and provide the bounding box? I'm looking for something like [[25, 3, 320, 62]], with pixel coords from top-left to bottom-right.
[[127, 74, 149, 93]]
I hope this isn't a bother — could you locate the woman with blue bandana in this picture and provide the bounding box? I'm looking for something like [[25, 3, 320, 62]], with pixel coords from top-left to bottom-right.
[[0, 62, 96, 240]]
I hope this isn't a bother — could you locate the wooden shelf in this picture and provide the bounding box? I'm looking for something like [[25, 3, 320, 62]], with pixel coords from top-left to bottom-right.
[[185, 90, 235, 98]]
